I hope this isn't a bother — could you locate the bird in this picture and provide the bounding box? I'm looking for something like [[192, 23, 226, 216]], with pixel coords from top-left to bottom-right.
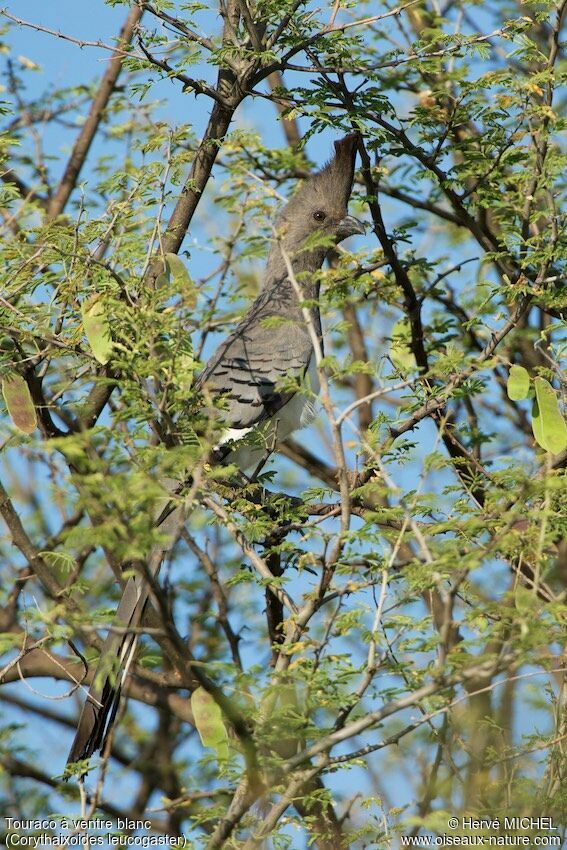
[[66, 133, 363, 768]]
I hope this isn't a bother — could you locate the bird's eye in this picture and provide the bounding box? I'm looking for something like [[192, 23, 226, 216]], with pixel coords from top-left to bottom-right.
[[313, 210, 326, 222]]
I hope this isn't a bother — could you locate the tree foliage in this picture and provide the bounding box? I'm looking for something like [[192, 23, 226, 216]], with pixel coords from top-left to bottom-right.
[[0, 0, 566, 847]]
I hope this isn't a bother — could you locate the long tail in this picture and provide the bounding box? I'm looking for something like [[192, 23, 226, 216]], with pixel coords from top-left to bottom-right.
[[67, 493, 185, 767]]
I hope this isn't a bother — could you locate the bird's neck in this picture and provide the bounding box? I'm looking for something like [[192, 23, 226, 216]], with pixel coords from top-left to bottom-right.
[[265, 243, 327, 302], [261, 255, 323, 345]]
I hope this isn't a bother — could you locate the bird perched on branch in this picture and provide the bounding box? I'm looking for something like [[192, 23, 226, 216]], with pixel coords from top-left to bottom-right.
[[67, 133, 363, 768]]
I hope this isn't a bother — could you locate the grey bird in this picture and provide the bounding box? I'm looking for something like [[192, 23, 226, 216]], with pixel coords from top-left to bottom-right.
[[67, 133, 363, 767]]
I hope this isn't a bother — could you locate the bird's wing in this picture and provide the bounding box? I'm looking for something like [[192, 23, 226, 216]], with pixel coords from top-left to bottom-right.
[[198, 289, 315, 431]]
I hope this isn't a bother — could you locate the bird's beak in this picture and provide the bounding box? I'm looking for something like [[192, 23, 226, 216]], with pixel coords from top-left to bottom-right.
[[336, 215, 365, 241]]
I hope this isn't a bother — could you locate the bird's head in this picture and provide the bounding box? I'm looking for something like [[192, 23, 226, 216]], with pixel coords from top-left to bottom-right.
[[275, 134, 365, 267]]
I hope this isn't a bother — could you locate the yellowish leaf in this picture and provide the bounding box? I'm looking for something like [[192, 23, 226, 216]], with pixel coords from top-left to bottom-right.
[[81, 297, 113, 365], [2, 374, 37, 434], [191, 687, 229, 761]]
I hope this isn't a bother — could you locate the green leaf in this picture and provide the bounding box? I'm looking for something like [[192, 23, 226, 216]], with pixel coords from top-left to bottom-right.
[[390, 318, 415, 371], [190, 687, 229, 761], [507, 364, 530, 400], [514, 585, 539, 615], [0, 633, 22, 654], [0, 336, 16, 353], [165, 253, 196, 307], [531, 377, 567, 454], [177, 353, 195, 392], [81, 297, 113, 365], [38, 550, 76, 574], [2, 374, 37, 434], [154, 268, 170, 288]]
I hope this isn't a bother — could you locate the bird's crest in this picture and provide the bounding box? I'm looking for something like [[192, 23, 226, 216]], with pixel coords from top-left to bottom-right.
[[284, 133, 359, 218]]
